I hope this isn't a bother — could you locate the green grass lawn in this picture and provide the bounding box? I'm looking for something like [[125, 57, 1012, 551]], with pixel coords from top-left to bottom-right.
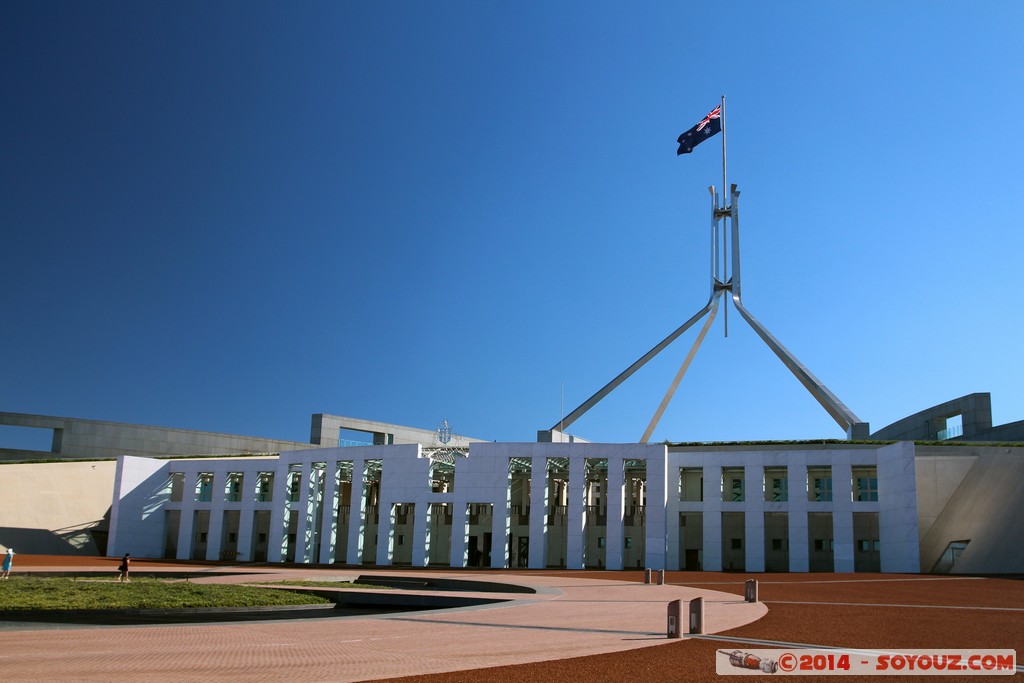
[[0, 577, 335, 611]]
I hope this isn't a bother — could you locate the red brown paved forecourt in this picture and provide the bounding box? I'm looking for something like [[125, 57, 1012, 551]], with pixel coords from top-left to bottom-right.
[[1, 556, 1020, 682]]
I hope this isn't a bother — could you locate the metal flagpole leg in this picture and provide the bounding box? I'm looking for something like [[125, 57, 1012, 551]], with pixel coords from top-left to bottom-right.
[[550, 296, 717, 433], [730, 293, 868, 438], [640, 293, 722, 443]]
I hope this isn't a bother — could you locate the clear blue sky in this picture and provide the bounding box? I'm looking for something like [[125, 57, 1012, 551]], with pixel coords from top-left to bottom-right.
[[3, 2, 1023, 447]]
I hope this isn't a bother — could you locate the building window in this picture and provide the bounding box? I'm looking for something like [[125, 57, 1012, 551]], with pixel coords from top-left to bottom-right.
[[168, 472, 185, 502], [256, 472, 274, 502], [225, 473, 243, 502], [679, 468, 703, 502], [853, 467, 879, 501], [288, 471, 301, 502], [731, 538, 743, 550], [813, 539, 834, 552], [765, 467, 788, 502], [856, 539, 881, 552], [228, 533, 238, 543], [597, 537, 606, 548], [723, 467, 744, 502], [771, 538, 787, 551], [808, 467, 833, 502], [430, 460, 455, 493], [196, 474, 213, 502]]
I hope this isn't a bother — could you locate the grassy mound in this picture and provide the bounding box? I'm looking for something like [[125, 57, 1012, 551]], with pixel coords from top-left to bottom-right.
[[0, 576, 333, 611]]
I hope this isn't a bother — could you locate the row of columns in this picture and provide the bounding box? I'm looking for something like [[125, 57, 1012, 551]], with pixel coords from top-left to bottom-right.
[[670, 462, 878, 572], [166, 451, 667, 570]]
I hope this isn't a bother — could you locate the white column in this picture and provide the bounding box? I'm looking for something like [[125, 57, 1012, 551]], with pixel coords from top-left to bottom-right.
[[266, 464, 291, 563], [528, 457, 549, 569], [204, 471, 226, 562], [744, 463, 766, 572], [702, 464, 723, 571], [292, 463, 315, 563], [644, 447, 668, 571], [407, 503, 426, 567], [788, 463, 810, 572], [832, 460, 855, 572], [346, 458, 366, 565], [878, 442, 920, 573], [175, 469, 197, 561], [319, 460, 340, 564], [492, 499, 510, 569], [376, 472, 394, 566], [566, 455, 586, 569], [665, 461, 681, 571], [494, 469, 512, 569], [236, 501, 255, 562], [450, 502, 468, 568], [412, 502, 430, 567], [605, 457, 625, 571]]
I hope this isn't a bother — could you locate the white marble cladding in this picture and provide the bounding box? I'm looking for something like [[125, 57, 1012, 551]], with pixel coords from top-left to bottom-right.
[[666, 444, 919, 574], [876, 441, 921, 572], [109, 442, 918, 574]]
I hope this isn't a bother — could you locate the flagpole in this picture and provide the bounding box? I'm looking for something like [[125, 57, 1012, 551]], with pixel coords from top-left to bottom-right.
[[720, 95, 728, 336], [720, 95, 727, 210]]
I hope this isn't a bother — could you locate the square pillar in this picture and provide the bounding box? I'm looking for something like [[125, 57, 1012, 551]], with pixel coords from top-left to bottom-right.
[[292, 463, 321, 564], [266, 464, 291, 563], [744, 464, 766, 572], [566, 455, 586, 569], [528, 457, 549, 569], [831, 461, 855, 572], [410, 503, 429, 567], [450, 502, 468, 568], [376, 489, 394, 567], [788, 463, 810, 572], [413, 501, 430, 567], [701, 464, 723, 571], [346, 458, 367, 566], [319, 460, 340, 564], [204, 472, 226, 562], [493, 500, 510, 569], [644, 447, 668, 571], [175, 469, 197, 561], [236, 503, 255, 562], [605, 457, 625, 571]]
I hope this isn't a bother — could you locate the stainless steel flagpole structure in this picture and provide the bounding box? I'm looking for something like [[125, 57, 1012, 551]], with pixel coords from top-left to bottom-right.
[[544, 99, 870, 443], [720, 95, 729, 337]]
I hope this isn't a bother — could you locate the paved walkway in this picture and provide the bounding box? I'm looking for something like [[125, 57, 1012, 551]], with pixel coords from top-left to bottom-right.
[[0, 566, 766, 682]]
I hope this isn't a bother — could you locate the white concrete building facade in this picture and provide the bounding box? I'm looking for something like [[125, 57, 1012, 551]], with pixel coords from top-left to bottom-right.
[[108, 441, 920, 573]]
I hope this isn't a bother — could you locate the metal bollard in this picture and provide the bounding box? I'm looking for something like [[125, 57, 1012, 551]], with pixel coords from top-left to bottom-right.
[[688, 596, 704, 634], [744, 579, 758, 603], [667, 599, 683, 638], [644, 568, 652, 584], [656, 569, 665, 585]]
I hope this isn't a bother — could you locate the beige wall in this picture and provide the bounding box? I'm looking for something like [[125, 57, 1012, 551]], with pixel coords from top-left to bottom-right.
[[915, 446, 1024, 573], [914, 454, 977, 541], [0, 460, 117, 554]]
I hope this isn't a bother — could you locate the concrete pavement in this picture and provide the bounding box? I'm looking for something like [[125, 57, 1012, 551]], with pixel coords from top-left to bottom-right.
[[0, 566, 766, 682]]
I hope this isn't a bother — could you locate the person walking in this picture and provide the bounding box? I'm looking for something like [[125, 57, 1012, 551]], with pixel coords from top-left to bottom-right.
[[1, 548, 13, 579], [117, 552, 131, 582]]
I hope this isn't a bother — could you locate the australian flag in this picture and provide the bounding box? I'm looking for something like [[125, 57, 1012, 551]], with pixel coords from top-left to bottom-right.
[[676, 105, 722, 155]]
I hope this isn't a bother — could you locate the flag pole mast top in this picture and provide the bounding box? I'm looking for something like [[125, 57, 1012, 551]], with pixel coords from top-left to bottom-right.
[[542, 99, 871, 441], [720, 95, 727, 211]]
